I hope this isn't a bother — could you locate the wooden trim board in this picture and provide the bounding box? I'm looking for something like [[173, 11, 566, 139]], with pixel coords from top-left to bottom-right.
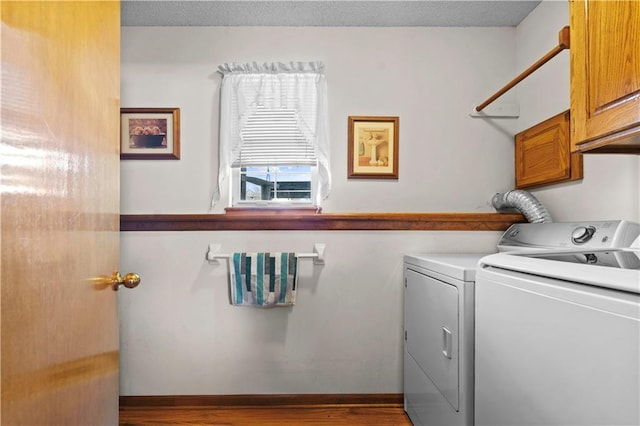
[[120, 212, 525, 232], [119, 393, 405, 408]]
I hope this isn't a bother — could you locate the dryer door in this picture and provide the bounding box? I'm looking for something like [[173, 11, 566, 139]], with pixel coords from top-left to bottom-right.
[[405, 268, 459, 410]]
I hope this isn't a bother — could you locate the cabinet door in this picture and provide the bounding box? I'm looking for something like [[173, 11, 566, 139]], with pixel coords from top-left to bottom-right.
[[570, 0, 640, 152], [515, 110, 583, 188]]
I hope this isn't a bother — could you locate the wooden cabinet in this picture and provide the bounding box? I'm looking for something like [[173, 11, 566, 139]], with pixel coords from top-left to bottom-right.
[[570, 0, 640, 153], [516, 110, 583, 188]]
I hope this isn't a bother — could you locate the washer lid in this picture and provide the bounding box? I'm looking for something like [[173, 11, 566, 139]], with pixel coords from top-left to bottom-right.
[[404, 253, 489, 282], [480, 250, 640, 294]]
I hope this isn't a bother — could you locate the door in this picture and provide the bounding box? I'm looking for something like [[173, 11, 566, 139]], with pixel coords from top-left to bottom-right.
[[1, 1, 121, 424], [405, 268, 459, 410]]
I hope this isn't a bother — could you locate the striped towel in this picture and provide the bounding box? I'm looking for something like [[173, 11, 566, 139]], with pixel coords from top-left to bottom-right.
[[229, 252, 298, 307]]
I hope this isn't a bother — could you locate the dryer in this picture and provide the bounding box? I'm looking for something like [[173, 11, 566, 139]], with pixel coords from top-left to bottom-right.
[[403, 254, 484, 426]]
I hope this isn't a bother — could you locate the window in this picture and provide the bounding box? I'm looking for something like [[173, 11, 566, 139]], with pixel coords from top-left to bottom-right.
[[213, 62, 331, 210], [233, 166, 316, 204]]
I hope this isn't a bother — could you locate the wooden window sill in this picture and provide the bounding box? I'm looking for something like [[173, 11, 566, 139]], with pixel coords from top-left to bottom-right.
[[224, 206, 321, 215], [120, 212, 525, 232]]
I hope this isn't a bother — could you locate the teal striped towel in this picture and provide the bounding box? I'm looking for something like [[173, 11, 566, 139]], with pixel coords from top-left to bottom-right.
[[229, 252, 298, 307]]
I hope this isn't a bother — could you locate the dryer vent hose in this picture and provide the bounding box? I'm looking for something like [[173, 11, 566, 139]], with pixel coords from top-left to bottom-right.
[[491, 190, 552, 223]]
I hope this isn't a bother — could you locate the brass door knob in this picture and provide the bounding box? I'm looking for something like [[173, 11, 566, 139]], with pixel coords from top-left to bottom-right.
[[111, 272, 141, 291]]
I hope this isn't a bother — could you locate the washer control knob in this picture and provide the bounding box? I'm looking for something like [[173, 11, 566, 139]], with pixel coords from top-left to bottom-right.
[[571, 226, 596, 244]]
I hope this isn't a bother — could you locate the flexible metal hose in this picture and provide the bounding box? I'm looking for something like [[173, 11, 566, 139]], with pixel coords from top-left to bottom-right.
[[492, 190, 552, 223]]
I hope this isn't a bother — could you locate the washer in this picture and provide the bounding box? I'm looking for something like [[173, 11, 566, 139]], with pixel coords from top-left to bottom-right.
[[475, 220, 640, 426], [403, 253, 485, 426]]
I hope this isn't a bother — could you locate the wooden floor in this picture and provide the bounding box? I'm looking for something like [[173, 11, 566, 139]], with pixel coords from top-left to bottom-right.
[[119, 406, 412, 425], [119, 395, 413, 426]]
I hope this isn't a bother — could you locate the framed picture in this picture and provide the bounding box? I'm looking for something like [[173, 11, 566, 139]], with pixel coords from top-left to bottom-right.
[[120, 107, 180, 159], [347, 116, 399, 179]]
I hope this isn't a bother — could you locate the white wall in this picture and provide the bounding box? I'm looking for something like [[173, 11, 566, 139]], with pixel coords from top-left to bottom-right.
[[515, 0, 639, 222], [119, 230, 499, 395], [120, 26, 518, 214], [119, 26, 518, 396], [119, 12, 639, 396]]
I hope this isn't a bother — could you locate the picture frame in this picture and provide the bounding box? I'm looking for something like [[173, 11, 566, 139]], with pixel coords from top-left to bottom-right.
[[120, 107, 180, 160], [347, 116, 399, 179]]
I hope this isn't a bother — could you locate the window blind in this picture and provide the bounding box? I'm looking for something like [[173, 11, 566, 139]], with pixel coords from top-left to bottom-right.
[[234, 107, 318, 167]]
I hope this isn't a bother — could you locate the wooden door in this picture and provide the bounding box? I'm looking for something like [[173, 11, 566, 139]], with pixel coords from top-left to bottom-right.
[[570, 0, 640, 151], [1, 2, 121, 424]]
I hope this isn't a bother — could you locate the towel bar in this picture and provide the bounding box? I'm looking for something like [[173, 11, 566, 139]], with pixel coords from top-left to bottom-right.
[[207, 243, 325, 265], [209, 252, 318, 259]]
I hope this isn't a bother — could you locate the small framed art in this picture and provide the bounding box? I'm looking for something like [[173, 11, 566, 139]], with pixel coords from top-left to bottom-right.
[[348, 116, 399, 179], [120, 107, 180, 160]]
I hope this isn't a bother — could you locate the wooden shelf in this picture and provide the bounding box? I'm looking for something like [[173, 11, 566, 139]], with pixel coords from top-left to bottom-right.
[[120, 212, 526, 232]]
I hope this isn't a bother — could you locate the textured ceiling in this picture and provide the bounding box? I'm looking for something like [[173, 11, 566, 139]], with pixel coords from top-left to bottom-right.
[[121, 1, 542, 27]]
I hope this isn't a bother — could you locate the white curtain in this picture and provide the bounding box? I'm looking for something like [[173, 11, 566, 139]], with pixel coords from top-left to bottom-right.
[[212, 61, 331, 208]]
